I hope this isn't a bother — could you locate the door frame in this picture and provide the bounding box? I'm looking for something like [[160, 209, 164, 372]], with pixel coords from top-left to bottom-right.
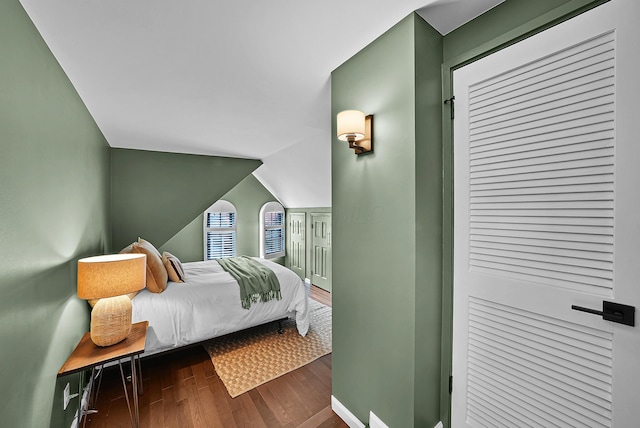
[[438, 1, 609, 426]]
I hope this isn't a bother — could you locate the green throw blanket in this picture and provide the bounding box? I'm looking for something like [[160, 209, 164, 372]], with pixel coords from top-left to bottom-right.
[[217, 256, 282, 309]]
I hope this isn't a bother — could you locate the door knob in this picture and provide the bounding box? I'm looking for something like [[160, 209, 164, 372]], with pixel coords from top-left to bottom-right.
[[571, 301, 635, 326]]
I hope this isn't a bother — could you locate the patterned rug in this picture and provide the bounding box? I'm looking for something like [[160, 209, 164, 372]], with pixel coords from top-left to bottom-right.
[[203, 299, 332, 398]]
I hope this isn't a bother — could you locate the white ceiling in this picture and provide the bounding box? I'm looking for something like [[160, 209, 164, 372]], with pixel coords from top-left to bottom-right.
[[19, 0, 502, 207]]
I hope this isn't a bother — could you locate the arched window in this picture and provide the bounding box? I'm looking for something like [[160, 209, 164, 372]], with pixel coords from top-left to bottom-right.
[[260, 201, 285, 259], [203, 200, 237, 259]]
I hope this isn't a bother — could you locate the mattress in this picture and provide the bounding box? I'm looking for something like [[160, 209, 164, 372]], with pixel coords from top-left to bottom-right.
[[131, 257, 309, 357]]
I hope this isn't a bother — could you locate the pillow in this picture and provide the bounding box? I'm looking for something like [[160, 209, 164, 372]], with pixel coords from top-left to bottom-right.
[[120, 243, 134, 254], [122, 239, 168, 293], [162, 252, 185, 283], [137, 237, 161, 257]]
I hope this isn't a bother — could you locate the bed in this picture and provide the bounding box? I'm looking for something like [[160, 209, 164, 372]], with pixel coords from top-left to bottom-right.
[[130, 257, 310, 357]]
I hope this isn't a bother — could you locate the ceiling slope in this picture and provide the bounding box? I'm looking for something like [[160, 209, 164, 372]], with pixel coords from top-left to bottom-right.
[[19, 0, 502, 208]]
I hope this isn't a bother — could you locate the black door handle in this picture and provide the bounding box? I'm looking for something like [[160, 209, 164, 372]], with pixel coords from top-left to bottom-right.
[[571, 301, 635, 326]]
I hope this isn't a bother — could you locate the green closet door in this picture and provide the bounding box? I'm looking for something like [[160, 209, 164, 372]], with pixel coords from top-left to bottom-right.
[[288, 212, 306, 280], [311, 213, 331, 291]]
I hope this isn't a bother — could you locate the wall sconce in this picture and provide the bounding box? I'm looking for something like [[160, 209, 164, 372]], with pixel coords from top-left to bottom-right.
[[337, 110, 373, 155]]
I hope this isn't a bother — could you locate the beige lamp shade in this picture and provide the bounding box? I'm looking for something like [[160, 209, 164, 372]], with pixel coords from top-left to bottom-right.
[[337, 110, 365, 141], [77, 253, 146, 300], [77, 253, 146, 347]]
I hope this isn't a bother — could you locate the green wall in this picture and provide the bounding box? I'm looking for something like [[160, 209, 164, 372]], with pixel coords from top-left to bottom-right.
[[110, 148, 261, 252], [413, 15, 445, 428], [157, 216, 204, 263], [0, 1, 111, 427], [160, 174, 284, 264], [331, 14, 442, 428], [285, 207, 332, 288]]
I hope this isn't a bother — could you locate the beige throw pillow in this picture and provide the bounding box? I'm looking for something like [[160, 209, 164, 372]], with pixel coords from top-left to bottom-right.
[[162, 252, 185, 283], [121, 238, 168, 293], [137, 237, 161, 257]]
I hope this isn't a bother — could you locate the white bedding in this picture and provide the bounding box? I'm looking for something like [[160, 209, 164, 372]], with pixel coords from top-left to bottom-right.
[[131, 257, 309, 357]]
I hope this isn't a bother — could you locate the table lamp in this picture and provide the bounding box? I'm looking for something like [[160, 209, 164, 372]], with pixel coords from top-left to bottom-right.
[[77, 254, 146, 347]]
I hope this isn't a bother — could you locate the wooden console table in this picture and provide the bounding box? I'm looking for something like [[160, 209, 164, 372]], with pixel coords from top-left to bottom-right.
[[58, 321, 148, 427]]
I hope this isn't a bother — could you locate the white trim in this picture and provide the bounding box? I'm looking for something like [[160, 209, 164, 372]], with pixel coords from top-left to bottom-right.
[[434, 422, 444, 428], [331, 395, 365, 428], [259, 201, 285, 259], [369, 411, 389, 428]]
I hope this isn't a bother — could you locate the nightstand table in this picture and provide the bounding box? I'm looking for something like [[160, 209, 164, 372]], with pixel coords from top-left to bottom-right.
[[58, 321, 148, 428]]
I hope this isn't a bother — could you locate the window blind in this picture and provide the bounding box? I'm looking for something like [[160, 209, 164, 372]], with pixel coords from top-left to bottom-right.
[[207, 212, 235, 229], [205, 211, 236, 259], [264, 211, 284, 257]]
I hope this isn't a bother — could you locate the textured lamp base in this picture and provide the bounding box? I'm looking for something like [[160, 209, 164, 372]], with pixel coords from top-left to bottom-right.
[[90, 295, 133, 347]]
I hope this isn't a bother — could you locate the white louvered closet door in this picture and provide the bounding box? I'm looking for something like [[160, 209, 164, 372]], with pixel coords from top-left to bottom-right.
[[452, 1, 640, 427]]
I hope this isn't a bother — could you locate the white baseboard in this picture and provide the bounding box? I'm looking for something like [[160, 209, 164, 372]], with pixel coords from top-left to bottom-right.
[[434, 422, 444, 428], [369, 411, 389, 428], [331, 395, 365, 428]]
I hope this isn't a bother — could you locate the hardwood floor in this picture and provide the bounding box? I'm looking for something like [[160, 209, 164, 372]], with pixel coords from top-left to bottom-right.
[[308, 284, 331, 308], [84, 285, 346, 427]]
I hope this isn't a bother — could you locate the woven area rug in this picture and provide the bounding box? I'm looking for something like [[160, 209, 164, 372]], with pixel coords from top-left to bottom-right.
[[203, 299, 332, 398]]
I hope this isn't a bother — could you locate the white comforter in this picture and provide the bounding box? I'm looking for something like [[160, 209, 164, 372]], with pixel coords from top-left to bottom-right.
[[131, 257, 309, 357]]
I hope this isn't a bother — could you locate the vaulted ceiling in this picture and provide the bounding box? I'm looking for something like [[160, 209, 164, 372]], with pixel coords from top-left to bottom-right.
[[19, 0, 502, 207]]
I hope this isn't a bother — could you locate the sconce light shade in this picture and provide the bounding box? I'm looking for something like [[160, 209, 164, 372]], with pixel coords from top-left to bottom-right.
[[337, 110, 373, 155], [78, 253, 146, 346], [337, 110, 366, 142]]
